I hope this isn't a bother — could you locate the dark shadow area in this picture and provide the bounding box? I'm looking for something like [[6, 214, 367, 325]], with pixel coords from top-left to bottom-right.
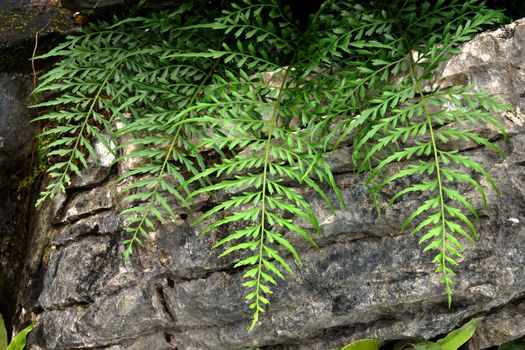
[[280, 0, 525, 30], [486, 0, 525, 20]]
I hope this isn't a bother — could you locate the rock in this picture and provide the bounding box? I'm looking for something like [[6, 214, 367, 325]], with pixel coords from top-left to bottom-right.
[[69, 137, 114, 189], [474, 300, 525, 349], [0, 0, 170, 339], [51, 212, 121, 246], [57, 184, 115, 223], [0, 72, 36, 179], [69, 165, 111, 189], [22, 135, 525, 350], [439, 19, 525, 114], [34, 285, 170, 349], [0, 1, 75, 51], [0, 60, 37, 339], [14, 16, 525, 350], [39, 235, 134, 309]]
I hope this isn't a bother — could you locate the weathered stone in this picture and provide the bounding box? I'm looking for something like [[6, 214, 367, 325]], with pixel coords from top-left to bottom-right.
[[30, 330, 179, 350], [22, 131, 525, 349], [69, 165, 111, 188], [439, 19, 525, 114], [39, 235, 134, 309], [0, 72, 35, 177], [474, 300, 525, 349], [327, 146, 356, 174], [33, 285, 170, 349], [0, 0, 175, 339], [58, 184, 114, 223], [14, 16, 525, 350], [0, 1, 75, 51], [69, 137, 114, 189], [51, 212, 121, 246]]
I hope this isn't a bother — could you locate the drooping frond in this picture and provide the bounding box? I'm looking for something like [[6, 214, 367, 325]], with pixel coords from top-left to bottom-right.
[[320, 0, 508, 304], [183, 1, 343, 330]]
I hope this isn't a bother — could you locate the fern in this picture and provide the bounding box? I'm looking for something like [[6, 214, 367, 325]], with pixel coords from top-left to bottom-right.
[[322, 0, 508, 304], [32, 0, 509, 330], [181, 1, 344, 330], [113, 6, 227, 258], [31, 26, 126, 205]]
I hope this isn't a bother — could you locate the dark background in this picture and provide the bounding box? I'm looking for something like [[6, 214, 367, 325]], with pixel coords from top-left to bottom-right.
[[280, 0, 525, 30]]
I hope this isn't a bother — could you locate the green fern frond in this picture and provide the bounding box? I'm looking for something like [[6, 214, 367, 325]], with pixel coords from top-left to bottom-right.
[[347, 0, 508, 304], [179, 1, 345, 329], [32, 29, 131, 205], [185, 65, 334, 329]]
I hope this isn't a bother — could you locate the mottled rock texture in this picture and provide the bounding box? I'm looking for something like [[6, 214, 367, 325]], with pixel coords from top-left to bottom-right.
[[0, 73, 35, 175], [0, 0, 75, 52], [15, 18, 525, 350]]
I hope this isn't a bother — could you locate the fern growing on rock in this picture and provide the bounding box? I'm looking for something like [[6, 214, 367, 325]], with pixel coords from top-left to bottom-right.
[[321, 0, 508, 304], [32, 0, 508, 329]]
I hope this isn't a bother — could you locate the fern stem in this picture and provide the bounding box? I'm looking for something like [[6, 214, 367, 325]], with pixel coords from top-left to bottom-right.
[[37, 60, 123, 206], [124, 61, 219, 256], [408, 52, 453, 305], [250, 63, 294, 332]]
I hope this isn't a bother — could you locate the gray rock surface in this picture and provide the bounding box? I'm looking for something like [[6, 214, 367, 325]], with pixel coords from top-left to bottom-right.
[[15, 17, 525, 350], [0, 0, 75, 51], [0, 72, 36, 176]]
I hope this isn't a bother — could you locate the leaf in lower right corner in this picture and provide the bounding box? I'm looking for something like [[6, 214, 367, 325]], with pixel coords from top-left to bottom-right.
[[436, 317, 484, 350], [498, 339, 525, 350], [341, 339, 381, 350]]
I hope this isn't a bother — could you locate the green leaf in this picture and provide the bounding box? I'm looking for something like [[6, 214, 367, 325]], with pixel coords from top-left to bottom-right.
[[6, 323, 33, 350], [498, 339, 525, 350], [436, 317, 483, 350], [341, 339, 381, 350], [0, 314, 7, 350]]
